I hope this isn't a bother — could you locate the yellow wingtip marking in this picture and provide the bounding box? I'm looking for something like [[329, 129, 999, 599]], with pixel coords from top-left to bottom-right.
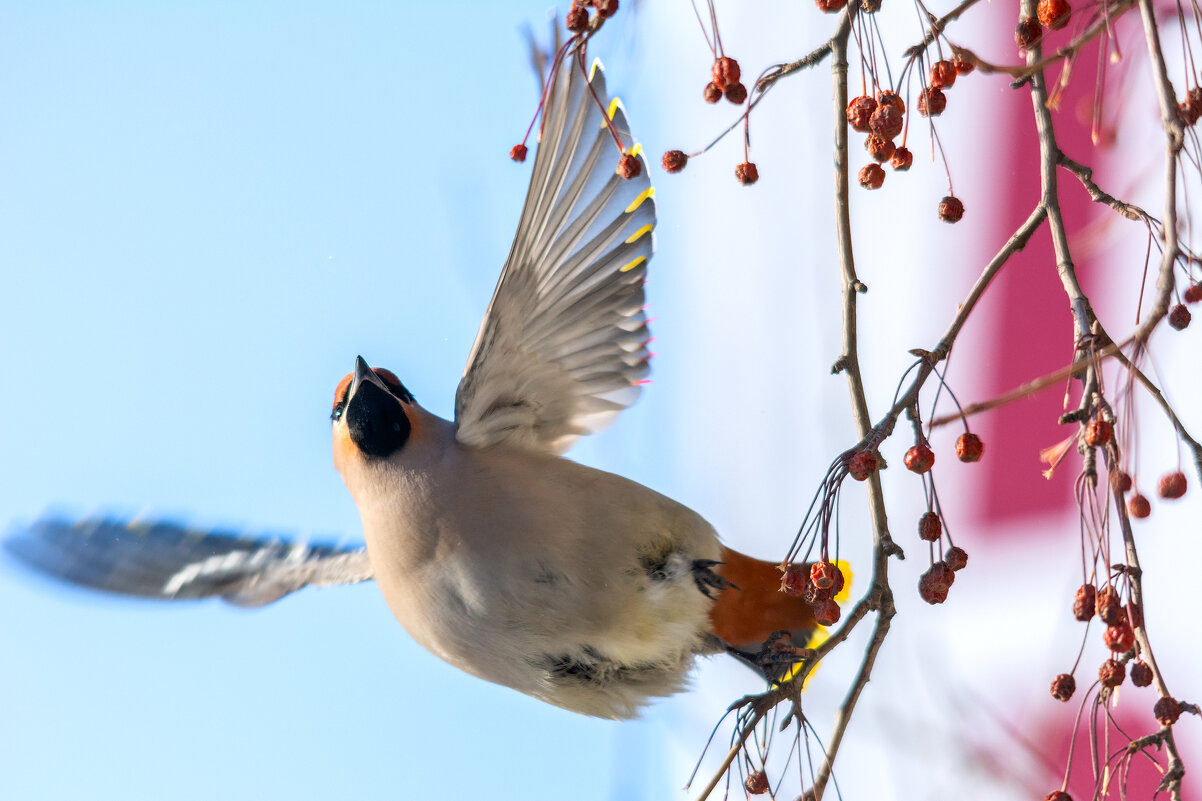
[[625, 223, 654, 244], [628, 142, 643, 158], [623, 186, 655, 214], [589, 58, 603, 80], [606, 97, 622, 122], [619, 255, 647, 273]]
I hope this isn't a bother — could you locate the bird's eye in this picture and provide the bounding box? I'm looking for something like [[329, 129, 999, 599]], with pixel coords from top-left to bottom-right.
[[331, 404, 345, 422], [331, 372, 354, 422]]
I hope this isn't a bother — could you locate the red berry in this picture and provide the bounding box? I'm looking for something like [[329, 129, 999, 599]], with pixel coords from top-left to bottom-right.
[[904, 444, 935, 474], [781, 564, 806, 597], [929, 561, 956, 589], [1128, 493, 1151, 518], [566, 6, 590, 32], [1037, 0, 1072, 30], [955, 432, 983, 461], [918, 512, 942, 542], [1084, 418, 1113, 447], [703, 81, 723, 104], [876, 90, 905, 114], [616, 154, 642, 180], [918, 571, 949, 604], [661, 150, 688, 173], [846, 96, 877, 132], [1099, 658, 1125, 688], [810, 560, 838, 590], [814, 598, 841, 626], [939, 195, 965, 222], [848, 450, 879, 480], [1158, 471, 1187, 499], [509, 144, 528, 162], [724, 82, 748, 104], [1104, 621, 1135, 653], [1113, 470, 1133, 493], [815, 0, 848, 12], [1168, 303, 1191, 329], [712, 56, 741, 90], [832, 565, 846, 595], [1184, 283, 1202, 303], [1015, 17, 1043, 49], [1073, 584, 1096, 621], [930, 60, 957, 89], [735, 161, 759, 185], [945, 546, 968, 571], [869, 104, 904, 139], [745, 770, 770, 795], [595, 0, 619, 19], [891, 146, 914, 171], [1045, 793, 1073, 801], [1096, 586, 1123, 626], [803, 577, 833, 605], [865, 133, 896, 162], [918, 86, 947, 117], [953, 53, 975, 75], [1050, 673, 1076, 701], [858, 163, 886, 189], [1130, 661, 1153, 687], [1154, 696, 1182, 726]]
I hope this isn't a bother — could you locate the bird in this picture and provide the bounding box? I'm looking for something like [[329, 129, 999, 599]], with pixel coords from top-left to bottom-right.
[[5, 49, 839, 719]]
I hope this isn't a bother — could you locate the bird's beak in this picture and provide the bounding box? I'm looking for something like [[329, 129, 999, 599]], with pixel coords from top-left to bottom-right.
[[349, 355, 387, 399]]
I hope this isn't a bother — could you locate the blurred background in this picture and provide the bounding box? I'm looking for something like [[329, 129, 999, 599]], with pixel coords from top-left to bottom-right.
[[1, 2, 1198, 799]]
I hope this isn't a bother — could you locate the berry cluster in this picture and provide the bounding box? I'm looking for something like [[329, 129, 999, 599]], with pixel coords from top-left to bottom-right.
[[1113, 467, 1189, 520], [1016, 0, 1073, 51], [912, 432, 981, 604], [781, 559, 847, 626]]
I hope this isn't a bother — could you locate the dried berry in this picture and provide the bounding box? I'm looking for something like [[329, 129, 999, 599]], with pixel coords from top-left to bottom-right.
[[1185, 283, 1202, 303], [928, 561, 956, 589], [918, 570, 949, 604], [1183, 88, 1202, 126], [1096, 586, 1123, 626], [1154, 696, 1182, 726], [1113, 470, 1133, 493], [595, 0, 619, 19], [1084, 418, 1113, 447], [1127, 661, 1152, 687], [616, 154, 642, 180], [918, 86, 947, 117], [724, 82, 748, 104], [918, 512, 942, 542], [859, 163, 886, 189], [1158, 471, 1187, 499], [1073, 584, 1096, 621], [1050, 673, 1076, 701], [567, 6, 591, 32], [847, 96, 878, 132], [1015, 17, 1043, 49], [930, 60, 957, 89], [848, 450, 880, 480], [1168, 303, 1191, 330], [953, 53, 975, 75], [945, 546, 968, 571], [1045, 792, 1072, 801], [814, 598, 842, 626], [703, 81, 723, 104], [861, 0, 882, 11], [866, 133, 896, 162], [781, 563, 806, 596], [1128, 493, 1151, 518], [1037, 0, 1072, 30], [905, 444, 935, 474], [815, 0, 848, 12], [955, 432, 983, 461], [745, 770, 770, 795], [735, 161, 759, 185], [939, 195, 965, 223], [876, 90, 905, 114], [810, 560, 838, 590], [891, 146, 914, 171], [661, 150, 688, 173], [1099, 658, 1125, 688], [870, 104, 904, 139], [803, 577, 833, 605], [712, 56, 741, 90], [1104, 621, 1135, 653]]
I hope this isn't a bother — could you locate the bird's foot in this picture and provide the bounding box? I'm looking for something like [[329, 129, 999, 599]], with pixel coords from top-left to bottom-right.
[[692, 559, 737, 600]]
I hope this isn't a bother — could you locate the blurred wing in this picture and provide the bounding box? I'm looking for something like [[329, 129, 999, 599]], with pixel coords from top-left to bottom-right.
[[454, 53, 656, 455], [4, 517, 372, 608]]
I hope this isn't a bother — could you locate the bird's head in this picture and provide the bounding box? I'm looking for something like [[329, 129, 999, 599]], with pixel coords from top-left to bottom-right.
[[331, 356, 417, 478]]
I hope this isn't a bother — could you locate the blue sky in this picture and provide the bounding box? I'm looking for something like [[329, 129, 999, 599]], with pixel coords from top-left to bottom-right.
[[6, 3, 1200, 800]]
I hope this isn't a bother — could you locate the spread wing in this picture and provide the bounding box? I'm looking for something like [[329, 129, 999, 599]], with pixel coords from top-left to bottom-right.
[[4, 517, 372, 608], [454, 52, 656, 455]]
